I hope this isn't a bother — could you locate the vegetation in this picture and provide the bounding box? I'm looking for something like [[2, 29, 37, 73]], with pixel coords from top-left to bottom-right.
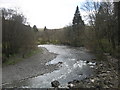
[[37, 1, 119, 59], [72, 6, 85, 46], [3, 48, 42, 66], [2, 1, 119, 64], [37, 6, 85, 46], [1, 8, 38, 63], [81, 1, 119, 59]]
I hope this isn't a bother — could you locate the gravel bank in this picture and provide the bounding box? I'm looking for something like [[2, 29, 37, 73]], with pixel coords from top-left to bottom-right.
[[2, 47, 58, 85], [68, 54, 119, 88]]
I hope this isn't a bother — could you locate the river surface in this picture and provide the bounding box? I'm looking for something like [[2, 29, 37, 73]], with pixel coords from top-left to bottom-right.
[[3, 44, 96, 88]]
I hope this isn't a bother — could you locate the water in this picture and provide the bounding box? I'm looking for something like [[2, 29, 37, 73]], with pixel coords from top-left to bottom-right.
[[3, 44, 96, 88]]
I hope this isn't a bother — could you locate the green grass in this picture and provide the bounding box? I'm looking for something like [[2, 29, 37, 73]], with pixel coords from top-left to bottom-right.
[[3, 48, 42, 66], [4, 56, 22, 65], [95, 52, 107, 61], [49, 40, 61, 44], [37, 40, 61, 45], [100, 39, 112, 53], [25, 48, 42, 58]]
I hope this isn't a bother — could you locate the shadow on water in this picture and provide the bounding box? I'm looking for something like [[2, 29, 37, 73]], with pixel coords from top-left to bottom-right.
[[3, 44, 96, 88]]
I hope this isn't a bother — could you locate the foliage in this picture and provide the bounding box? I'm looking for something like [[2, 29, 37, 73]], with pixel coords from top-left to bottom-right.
[[33, 25, 38, 32], [71, 6, 85, 46], [81, 1, 119, 59], [3, 48, 42, 66], [2, 8, 37, 63], [44, 26, 47, 31], [33, 1, 119, 60]]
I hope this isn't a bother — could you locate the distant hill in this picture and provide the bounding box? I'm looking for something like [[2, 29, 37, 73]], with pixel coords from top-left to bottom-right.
[[38, 28, 44, 31], [38, 28, 63, 31]]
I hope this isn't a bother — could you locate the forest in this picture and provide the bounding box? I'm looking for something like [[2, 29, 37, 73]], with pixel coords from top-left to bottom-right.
[[2, 8, 38, 63]]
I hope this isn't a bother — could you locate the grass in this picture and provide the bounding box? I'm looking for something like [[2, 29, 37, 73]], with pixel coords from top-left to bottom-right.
[[95, 52, 107, 61], [3, 56, 22, 65], [37, 40, 61, 45], [25, 48, 42, 58], [3, 48, 42, 66]]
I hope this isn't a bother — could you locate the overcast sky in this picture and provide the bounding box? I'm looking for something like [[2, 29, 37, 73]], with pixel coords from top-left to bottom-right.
[[0, 0, 95, 29]]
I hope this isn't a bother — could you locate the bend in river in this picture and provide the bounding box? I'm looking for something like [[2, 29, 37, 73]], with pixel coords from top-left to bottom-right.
[[3, 44, 96, 88]]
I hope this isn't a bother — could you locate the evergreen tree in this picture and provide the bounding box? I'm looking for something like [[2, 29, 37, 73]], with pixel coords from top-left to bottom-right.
[[44, 26, 47, 31], [33, 25, 38, 32], [72, 6, 84, 26], [72, 6, 85, 46]]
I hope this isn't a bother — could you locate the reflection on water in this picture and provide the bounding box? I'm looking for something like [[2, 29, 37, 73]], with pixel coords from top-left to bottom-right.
[[3, 44, 96, 88]]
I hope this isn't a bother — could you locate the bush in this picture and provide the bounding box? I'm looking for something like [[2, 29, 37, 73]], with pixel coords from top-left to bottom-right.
[[100, 39, 112, 53]]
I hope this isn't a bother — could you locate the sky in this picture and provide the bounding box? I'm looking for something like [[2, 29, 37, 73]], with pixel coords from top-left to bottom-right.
[[0, 0, 89, 29], [0, 0, 117, 29]]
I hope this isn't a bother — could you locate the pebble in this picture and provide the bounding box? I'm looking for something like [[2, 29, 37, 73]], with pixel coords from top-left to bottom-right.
[[69, 59, 118, 88], [67, 55, 118, 88]]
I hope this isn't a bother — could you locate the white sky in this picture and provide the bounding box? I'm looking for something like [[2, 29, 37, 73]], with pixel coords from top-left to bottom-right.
[[0, 0, 90, 29]]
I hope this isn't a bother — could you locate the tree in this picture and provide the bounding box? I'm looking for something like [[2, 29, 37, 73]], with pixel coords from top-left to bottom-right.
[[2, 8, 37, 62], [82, 1, 119, 56], [33, 25, 38, 32], [72, 6, 84, 26], [72, 6, 85, 46], [1, 8, 26, 24], [114, 2, 120, 46], [95, 2, 118, 50], [118, 2, 120, 46], [44, 26, 47, 31]]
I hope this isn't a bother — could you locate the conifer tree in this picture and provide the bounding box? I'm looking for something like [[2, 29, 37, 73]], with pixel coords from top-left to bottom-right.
[[33, 25, 38, 32], [72, 6, 84, 26], [44, 26, 47, 31], [72, 6, 85, 46]]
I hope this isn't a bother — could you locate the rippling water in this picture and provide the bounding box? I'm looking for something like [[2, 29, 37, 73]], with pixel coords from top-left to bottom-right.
[[3, 44, 96, 88]]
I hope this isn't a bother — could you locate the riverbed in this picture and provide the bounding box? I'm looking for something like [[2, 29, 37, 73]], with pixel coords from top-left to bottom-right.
[[3, 44, 97, 88]]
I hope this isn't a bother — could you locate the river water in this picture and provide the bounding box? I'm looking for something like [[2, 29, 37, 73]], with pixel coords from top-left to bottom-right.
[[3, 44, 96, 88]]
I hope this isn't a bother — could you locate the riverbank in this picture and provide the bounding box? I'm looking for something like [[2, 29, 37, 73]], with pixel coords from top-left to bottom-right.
[[3, 48, 42, 66], [2, 45, 119, 88], [2, 47, 59, 86], [69, 54, 119, 88]]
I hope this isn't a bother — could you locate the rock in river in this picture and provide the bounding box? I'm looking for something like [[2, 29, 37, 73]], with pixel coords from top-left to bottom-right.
[[58, 62, 63, 64], [86, 61, 89, 63], [51, 80, 60, 87]]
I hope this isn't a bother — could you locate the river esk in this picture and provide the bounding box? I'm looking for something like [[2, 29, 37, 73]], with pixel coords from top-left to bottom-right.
[[3, 44, 96, 88]]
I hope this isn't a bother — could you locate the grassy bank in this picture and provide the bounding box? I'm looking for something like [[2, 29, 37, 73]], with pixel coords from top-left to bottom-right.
[[3, 48, 42, 66]]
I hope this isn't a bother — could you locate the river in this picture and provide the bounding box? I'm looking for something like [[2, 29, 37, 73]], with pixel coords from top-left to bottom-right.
[[3, 44, 96, 88]]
